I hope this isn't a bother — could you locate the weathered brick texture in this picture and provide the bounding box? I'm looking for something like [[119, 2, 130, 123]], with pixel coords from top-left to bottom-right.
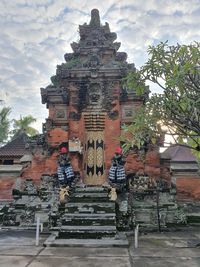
[[0, 177, 16, 200], [176, 177, 200, 201]]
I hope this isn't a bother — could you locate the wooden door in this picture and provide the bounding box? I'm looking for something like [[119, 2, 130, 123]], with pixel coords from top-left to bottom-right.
[[84, 131, 105, 184]]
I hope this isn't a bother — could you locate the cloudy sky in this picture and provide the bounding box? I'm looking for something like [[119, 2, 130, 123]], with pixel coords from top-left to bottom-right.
[[0, 0, 200, 132]]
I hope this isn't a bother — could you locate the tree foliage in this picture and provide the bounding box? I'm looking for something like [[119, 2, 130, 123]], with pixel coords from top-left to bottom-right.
[[0, 106, 11, 145], [120, 105, 163, 153], [12, 115, 39, 138], [123, 42, 200, 160]]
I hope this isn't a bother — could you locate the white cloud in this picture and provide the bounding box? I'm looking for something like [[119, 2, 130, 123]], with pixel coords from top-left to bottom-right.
[[0, 0, 200, 132]]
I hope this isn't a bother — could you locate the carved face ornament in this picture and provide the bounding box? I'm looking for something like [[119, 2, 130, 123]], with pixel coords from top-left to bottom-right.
[[88, 84, 101, 104]]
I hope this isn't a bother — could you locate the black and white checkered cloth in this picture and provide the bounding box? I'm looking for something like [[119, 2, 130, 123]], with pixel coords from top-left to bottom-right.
[[58, 165, 74, 183], [64, 166, 74, 179], [108, 165, 126, 184]]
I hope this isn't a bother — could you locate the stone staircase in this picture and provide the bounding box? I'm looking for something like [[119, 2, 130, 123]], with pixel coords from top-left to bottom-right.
[[44, 186, 129, 247]]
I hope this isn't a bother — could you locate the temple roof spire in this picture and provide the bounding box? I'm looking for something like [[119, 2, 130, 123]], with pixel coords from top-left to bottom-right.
[[89, 9, 100, 27]]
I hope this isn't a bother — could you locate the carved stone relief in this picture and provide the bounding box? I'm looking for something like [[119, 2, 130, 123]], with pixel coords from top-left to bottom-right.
[[52, 105, 67, 122], [55, 110, 65, 119], [88, 83, 102, 106], [108, 110, 119, 120], [69, 112, 81, 121], [122, 105, 135, 121]]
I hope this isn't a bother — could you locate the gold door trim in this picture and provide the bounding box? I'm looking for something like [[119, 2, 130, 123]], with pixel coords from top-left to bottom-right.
[[84, 131, 105, 185]]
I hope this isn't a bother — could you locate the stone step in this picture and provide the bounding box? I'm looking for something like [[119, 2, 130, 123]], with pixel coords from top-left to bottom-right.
[[54, 183, 119, 243], [62, 213, 116, 218], [69, 192, 109, 203], [65, 202, 115, 214], [75, 186, 108, 193], [60, 225, 116, 231], [187, 213, 200, 223], [58, 225, 116, 239], [44, 237, 129, 247], [62, 213, 116, 226]]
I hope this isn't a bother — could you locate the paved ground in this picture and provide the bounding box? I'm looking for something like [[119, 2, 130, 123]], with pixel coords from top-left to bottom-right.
[[0, 228, 199, 267]]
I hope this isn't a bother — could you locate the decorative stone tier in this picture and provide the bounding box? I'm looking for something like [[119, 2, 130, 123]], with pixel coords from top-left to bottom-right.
[[83, 112, 106, 131]]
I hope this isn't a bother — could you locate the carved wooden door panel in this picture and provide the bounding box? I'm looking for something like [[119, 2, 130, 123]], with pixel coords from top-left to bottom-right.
[[84, 131, 105, 184]]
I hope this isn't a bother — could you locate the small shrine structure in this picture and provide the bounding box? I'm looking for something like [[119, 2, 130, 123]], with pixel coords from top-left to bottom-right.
[[0, 132, 31, 199], [161, 145, 200, 200]]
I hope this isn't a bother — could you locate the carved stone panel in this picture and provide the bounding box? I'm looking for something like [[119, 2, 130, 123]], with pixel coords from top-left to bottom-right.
[[87, 83, 103, 108], [121, 104, 135, 122], [53, 105, 67, 120], [69, 112, 81, 121]]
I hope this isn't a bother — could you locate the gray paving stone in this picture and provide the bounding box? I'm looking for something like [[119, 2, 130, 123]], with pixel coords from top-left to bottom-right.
[[129, 247, 200, 258], [40, 247, 129, 257], [28, 256, 131, 267], [132, 257, 200, 267], [0, 255, 32, 267], [0, 229, 200, 267], [0, 246, 42, 255]]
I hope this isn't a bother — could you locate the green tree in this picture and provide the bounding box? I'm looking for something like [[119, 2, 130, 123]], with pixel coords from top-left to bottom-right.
[[12, 115, 39, 138], [0, 106, 11, 145], [123, 42, 200, 159]]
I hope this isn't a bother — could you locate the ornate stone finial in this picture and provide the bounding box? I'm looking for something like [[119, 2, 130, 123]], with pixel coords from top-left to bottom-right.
[[90, 9, 100, 27]]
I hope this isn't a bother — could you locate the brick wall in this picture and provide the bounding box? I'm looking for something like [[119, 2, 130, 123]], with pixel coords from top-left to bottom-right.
[[47, 128, 68, 147], [0, 176, 16, 200], [21, 129, 163, 184], [176, 176, 200, 201], [125, 149, 161, 179]]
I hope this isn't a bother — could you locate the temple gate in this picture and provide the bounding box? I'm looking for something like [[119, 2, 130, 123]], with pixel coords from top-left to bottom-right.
[[41, 9, 145, 185]]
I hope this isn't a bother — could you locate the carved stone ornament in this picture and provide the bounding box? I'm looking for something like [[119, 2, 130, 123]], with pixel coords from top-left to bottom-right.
[[23, 179, 37, 195], [88, 83, 102, 106], [69, 138, 81, 152], [45, 118, 53, 131], [69, 112, 81, 121], [108, 110, 119, 120], [89, 9, 101, 27], [116, 52, 127, 62], [84, 54, 100, 68], [64, 53, 74, 62], [55, 109, 65, 119]]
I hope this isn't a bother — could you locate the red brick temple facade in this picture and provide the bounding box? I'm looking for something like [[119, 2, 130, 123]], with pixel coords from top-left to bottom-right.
[[36, 8, 156, 185], [1, 9, 199, 200], [23, 9, 200, 195]]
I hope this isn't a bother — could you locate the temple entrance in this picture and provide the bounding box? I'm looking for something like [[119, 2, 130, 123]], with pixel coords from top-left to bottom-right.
[[83, 113, 106, 185], [84, 131, 105, 184]]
